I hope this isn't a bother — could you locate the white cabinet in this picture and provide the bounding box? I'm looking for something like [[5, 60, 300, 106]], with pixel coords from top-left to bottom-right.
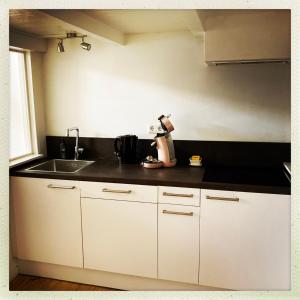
[[204, 11, 290, 63], [81, 183, 157, 278], [11, 175, 290, 290], [11, 177, 83, 268], [157, 186, 200, 284], [158, 204, 200, 284], [80, 181, 157, 203], [199, 189, 290, 290]]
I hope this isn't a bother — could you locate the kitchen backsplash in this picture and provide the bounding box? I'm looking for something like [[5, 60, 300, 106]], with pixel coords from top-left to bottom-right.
[[46, 136, 290, 168]]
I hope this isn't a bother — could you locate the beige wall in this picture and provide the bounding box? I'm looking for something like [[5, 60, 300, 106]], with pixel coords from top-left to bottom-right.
[[31, 52, 47, 154], [43, 31, 290, 142]]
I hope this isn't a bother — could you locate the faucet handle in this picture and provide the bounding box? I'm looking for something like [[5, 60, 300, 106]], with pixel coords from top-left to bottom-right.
[[74, 147, 84, 160]]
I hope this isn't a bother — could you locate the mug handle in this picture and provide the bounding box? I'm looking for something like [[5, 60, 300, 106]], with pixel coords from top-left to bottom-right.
[[114, 137, 121, 157]]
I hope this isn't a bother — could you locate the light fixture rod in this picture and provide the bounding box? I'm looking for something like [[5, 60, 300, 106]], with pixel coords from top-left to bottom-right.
[[57, 33, 87, 40]]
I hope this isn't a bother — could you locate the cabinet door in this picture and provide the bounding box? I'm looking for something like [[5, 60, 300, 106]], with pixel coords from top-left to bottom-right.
[[158, 204, 200, 284], [11, 177, 83, 268], [199, 189, 290, 290], [205, 11, 290, 63], [82, 198, 157, 278]]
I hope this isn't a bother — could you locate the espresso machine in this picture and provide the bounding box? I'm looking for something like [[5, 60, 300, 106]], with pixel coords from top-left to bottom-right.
[[143, 114, 177, 168]]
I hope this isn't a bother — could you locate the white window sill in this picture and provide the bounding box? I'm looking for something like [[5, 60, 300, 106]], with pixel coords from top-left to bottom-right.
[[9, 154, 44, 168]]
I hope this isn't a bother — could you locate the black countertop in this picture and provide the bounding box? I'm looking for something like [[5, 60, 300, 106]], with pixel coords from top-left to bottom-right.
[[10, 159, 291, 195]]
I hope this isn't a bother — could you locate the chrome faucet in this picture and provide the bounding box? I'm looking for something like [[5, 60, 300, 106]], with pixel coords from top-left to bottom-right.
[[66, 127, 83, 160]]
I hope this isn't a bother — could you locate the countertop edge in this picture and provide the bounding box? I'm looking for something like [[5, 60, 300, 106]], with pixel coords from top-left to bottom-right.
[[10, 170, 291, 195]]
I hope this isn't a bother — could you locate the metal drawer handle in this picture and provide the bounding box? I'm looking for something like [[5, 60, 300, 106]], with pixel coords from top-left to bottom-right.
[[206, 195, 239, 202], [102, 188, 132, 194], [47, 184, 76, 190], [162, 209, 193, 216], [162, 192, 193, 198]]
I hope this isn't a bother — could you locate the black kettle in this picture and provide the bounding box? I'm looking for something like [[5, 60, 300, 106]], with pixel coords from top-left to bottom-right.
[[114, 135, 138, 164]]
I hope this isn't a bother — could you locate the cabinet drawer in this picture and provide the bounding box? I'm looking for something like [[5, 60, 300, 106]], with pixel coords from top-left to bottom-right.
[[80, 181, 157, 203], [158, 186, 200, 206]]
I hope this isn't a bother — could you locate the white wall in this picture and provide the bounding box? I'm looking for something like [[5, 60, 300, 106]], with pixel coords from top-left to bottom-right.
[[43, 31, 290, 142]]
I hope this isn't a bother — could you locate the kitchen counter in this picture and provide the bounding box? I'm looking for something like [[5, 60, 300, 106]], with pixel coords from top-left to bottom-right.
[[10, 159, 291, 195]]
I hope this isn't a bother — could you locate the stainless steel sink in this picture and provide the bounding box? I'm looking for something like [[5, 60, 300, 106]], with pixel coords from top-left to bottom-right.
[[26, 159, 95, 173]]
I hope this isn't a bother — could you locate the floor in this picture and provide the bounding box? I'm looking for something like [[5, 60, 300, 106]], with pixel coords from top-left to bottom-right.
[[10, 274, 118, 291]]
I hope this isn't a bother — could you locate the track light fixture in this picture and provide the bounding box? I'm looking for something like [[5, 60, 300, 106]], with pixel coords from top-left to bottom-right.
[[57, 32, 92, 53]]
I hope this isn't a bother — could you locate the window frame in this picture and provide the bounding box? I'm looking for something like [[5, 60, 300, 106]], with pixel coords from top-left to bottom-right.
[[9, 48, 39, 163]]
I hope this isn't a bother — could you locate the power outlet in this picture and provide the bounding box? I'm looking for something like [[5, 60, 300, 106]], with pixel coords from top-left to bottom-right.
[[148, 124, 163, 134]]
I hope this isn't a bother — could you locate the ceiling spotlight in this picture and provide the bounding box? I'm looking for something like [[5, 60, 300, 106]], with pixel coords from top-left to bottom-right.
[[80, 37, 91, 51], [57, 39, 64, 53], [56, 34, 91, 52]]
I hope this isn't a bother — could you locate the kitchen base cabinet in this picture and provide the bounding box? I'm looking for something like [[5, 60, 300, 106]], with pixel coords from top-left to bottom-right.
[[10, 175, 290, 290], [199, 189, 290, 290], [11, 177, 83, 268], [158, 204, 200, 284], [81, 197, 157, 278]]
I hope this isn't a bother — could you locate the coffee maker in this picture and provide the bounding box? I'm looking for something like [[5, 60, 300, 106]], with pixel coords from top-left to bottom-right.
[[114, 135, 138, 164], [144, 114, 177, 168], [155, 133, 176, 167]]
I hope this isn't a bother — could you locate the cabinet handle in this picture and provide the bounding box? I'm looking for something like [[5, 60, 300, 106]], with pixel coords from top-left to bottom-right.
[[47, 184, 76, 190], [102, 188, 132, 194], [162, 209, 193, 216], [162, 192, 193, 198], [206, 195, 239, 202]]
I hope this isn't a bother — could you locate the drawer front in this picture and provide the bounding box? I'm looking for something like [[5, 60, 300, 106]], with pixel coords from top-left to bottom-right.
[[158, 186, 200, 206], [80, 181, 157, 203]]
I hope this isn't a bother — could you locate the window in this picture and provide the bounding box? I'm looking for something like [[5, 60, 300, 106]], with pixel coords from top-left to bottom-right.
[[9, 50, 34, 160]]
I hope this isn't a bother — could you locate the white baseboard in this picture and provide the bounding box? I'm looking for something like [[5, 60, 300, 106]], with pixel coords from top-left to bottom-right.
[[17, 259, 225, 291]]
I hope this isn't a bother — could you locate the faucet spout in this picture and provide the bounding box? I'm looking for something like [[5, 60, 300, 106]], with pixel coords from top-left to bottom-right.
[[66, 127, 80, 160]]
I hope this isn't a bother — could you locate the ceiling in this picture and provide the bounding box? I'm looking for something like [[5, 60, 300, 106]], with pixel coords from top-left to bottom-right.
[[10, 9, 202, 38], [84, 9, 197, 34], [10, 9, 77, 38], [10, 9, 289, 42]]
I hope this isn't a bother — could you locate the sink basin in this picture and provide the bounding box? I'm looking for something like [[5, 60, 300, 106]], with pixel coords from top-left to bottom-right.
[[26, 159, 95, 173]]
